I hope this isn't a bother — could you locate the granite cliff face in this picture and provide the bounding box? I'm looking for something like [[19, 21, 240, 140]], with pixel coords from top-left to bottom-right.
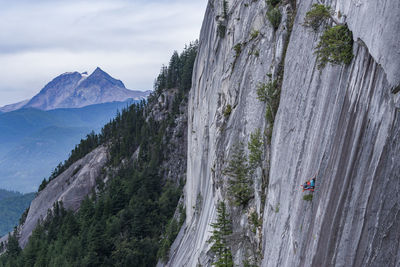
[[166, 0, 400, 266]]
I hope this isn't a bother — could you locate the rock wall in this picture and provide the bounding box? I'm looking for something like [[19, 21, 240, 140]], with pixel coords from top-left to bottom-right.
[[167, 0, 400, 266], [168, 0, 292, 265], [18, 146, 108, 248], [262, 0, 400, 266]]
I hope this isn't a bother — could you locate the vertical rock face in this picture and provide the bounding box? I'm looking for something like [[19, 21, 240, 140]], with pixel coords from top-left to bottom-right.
[[262, 0, 400, 266], [168, 0, 400, 266], [168, 0, 292, 265]]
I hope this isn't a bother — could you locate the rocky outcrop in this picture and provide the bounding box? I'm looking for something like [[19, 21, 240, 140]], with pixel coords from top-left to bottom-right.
[[17, 146, 108, 248], [152, 89, 189, 184], [167, 0, 400, 266]]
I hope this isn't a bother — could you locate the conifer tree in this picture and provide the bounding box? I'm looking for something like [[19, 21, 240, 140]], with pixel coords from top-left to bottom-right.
[[248, 129, 263, 168], [167, 51, 181, 89], [224, 143, 253, 206], [6, 230, 21, 258], [209, 201, 233, 267]]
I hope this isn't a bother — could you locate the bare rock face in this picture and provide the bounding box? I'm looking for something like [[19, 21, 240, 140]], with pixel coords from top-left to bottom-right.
[[167, 0, 290, 265], [167, 0, 400, 266], [339, 0, 400, 87], [262, 0, 400, 266], [18, 146, 108, 248]]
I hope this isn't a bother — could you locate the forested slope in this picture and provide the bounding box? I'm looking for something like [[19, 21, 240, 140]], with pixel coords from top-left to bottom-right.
[[0, 42, 197, 267]]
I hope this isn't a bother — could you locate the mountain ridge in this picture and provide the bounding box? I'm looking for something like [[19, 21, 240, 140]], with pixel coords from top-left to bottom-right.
[[0, 67, 150, 112]]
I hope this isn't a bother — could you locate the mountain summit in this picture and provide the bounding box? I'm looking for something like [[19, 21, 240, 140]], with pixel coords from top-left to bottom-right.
[[1, 68, 150, 112]]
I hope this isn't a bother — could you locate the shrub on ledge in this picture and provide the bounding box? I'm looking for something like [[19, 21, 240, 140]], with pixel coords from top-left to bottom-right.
[[267, 7, 282, 31], [314, 25, 353, 69], [303, 194, 313, 201], [303, 4, 332, 31]]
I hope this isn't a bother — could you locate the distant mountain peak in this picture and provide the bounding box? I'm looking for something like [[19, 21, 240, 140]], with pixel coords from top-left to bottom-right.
[[83, 67, 125, 88], [91, 67, 112, 79], [0, 68, 150, 112], [94, 66, 104, 73]]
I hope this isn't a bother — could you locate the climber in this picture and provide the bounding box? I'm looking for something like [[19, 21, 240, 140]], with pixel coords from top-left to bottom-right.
[[301, 176, 316, 192]]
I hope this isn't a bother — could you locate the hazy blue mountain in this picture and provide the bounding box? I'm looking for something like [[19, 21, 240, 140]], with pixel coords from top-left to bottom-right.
[[0, 189, 22, 201], [0, 189, 34, 236], [0, 67, 151, 112], [0, 100, 138, 193], [0, 99, 29, 113]]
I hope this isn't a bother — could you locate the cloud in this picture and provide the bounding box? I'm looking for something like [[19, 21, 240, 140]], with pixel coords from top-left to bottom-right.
[[0, 0, 207, 106]]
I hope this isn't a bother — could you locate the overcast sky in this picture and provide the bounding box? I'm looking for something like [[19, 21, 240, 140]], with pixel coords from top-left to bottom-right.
[[0, 0, 207, 106]]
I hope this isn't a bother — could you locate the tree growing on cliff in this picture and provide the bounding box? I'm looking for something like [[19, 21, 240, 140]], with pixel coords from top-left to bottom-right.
[[256, 75, 280, 135], [248, 129, 263, 168], [208, 201, 233, 267], [303, 3, 354, 69], [314, 25, 353, 69], [224, 143, 253, 206], [303, 4, 332, 31], [222, 0, 229, 18], [267, 7, 282, 31]]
